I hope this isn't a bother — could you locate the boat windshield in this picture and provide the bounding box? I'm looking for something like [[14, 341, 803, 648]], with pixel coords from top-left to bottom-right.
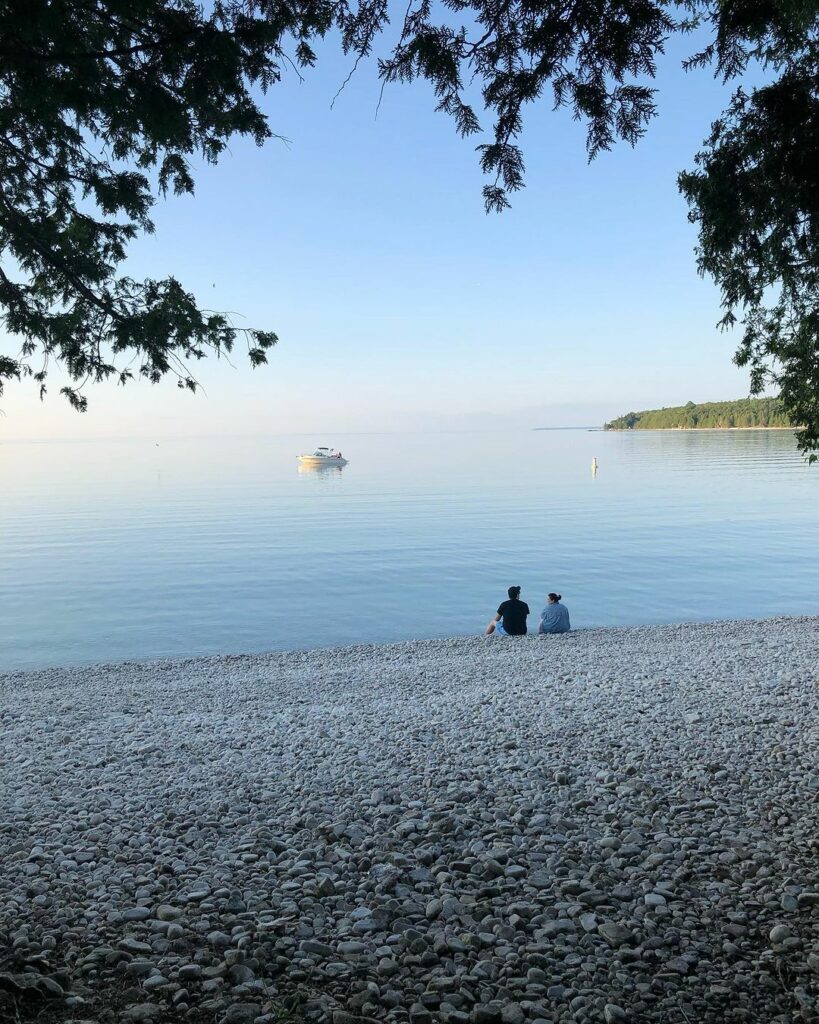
[[305, 447, 343, 458]]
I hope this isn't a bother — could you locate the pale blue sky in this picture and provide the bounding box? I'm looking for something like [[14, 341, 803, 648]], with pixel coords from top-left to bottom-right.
[[2, 26, 762, 439]]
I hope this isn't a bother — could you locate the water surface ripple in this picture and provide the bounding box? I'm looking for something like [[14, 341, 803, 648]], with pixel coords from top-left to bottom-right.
[[1, 429, 816, 669]]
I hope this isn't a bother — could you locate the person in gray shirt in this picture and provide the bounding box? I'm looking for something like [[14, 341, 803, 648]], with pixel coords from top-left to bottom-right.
[[538, 593, 571, 634]]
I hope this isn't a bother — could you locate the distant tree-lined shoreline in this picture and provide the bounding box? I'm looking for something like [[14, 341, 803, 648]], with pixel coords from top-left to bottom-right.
[[605, 398, 796, 431]]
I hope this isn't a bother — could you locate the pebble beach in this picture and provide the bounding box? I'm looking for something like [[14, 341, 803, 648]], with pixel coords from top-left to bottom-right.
[[1, 616, 817, 1024]]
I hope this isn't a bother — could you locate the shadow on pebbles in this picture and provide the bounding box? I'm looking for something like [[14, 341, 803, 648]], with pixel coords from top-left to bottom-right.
[[1, 616, 817, 1024]]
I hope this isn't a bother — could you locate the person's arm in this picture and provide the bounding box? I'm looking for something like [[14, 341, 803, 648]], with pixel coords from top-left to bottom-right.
[[485, 612, 502, 636]]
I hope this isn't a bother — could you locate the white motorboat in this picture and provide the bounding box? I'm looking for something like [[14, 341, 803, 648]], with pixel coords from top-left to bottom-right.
[[297, 446, 348, 467]]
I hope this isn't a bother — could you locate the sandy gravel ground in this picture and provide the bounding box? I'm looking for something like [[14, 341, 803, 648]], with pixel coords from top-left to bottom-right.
[[1, 617, 817, 1024]]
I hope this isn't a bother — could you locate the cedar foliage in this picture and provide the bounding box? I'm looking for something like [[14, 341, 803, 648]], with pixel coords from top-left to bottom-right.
[[0, 0, 816, 452]]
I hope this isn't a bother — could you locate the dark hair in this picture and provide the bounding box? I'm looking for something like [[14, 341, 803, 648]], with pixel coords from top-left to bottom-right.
[[508, 585, 521, 599], [548, 592, 561, 602]]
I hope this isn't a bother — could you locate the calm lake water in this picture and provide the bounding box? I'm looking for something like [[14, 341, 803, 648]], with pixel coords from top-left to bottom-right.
[[1, 429, 817, 670]]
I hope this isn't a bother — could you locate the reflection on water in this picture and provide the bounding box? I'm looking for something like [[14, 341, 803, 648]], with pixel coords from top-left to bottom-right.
[[297, 461, 345, 475], [1, 429, 816, 669]]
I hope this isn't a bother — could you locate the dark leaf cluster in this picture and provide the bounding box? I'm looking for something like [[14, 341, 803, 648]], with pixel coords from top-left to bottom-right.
[[679, 35, 819, 458], [0, 0, 310, 403], [378, 1, 676, 211]]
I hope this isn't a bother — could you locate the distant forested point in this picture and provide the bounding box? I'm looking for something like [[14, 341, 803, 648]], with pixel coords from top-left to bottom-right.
[[605, 398, 796, 431]]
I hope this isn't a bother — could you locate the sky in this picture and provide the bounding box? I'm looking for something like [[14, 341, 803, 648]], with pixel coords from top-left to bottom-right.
[[1, 22, 764, 440]]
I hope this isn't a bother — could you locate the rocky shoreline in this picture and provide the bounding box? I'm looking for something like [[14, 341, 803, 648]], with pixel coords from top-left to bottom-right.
[[1, 617, 817, 1024]]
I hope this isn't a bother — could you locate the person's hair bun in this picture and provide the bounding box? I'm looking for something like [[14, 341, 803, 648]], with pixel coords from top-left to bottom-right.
[[557, 593, 562, 601]]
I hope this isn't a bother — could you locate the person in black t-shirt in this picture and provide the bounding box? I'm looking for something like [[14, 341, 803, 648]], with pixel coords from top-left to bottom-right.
[[485, 585, 530, 636]]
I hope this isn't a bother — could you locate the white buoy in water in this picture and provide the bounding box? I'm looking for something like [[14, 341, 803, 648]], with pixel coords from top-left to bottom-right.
[[591, 457, 598, 475]]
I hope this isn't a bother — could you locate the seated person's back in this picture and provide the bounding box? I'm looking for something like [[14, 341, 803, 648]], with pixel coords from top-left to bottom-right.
[[493, 589, 532, 634], [539, 592, 570, 634], [488, 585, 530, 636]]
